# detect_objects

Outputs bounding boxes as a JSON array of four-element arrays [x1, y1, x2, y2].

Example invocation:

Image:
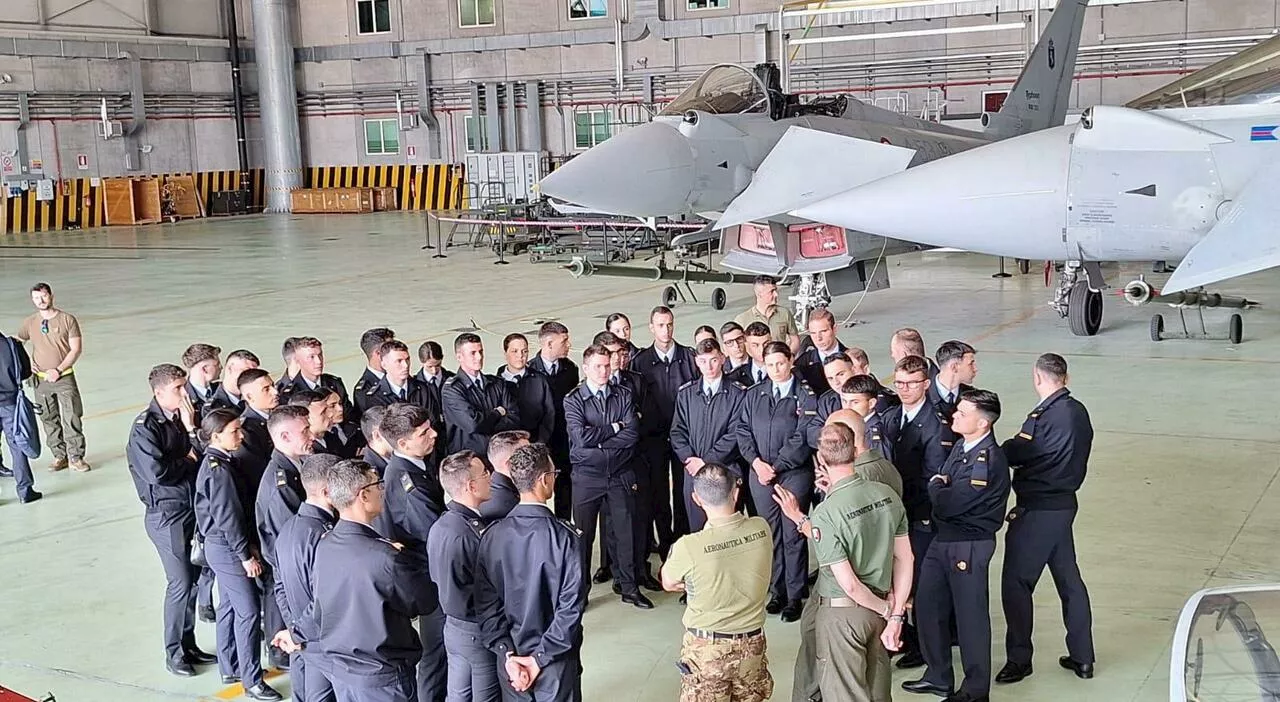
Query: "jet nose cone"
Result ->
[[538, 122, 696, 217]]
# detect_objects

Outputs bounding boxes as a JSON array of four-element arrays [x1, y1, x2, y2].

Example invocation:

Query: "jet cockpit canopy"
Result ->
[[658, 64, 772, 117], [1128, 35, 1280, 110]]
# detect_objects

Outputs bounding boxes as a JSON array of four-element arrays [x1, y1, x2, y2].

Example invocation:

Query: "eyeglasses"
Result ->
[[40, 319, 49, 335], [359, 478, 385, 494], [722, 337, 745, 346], [893, 379, 927, 389]]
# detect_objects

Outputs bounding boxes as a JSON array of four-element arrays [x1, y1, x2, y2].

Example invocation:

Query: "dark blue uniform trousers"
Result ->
[[206, 540, 265, 689], [1001, 507, 1094, 665], [196, 566, 215, 612], [747, 468, 812, 601], [419, 605, 448, 702], [331, 663, 417, 702], [143, 508, 199, 663], [294, 651, 336, 702], [918, 539, 997, 698], [0, 403, 36, 500], [573, 473, 640, 594], [495, 650, 581, 702], [444, 617, 500, 702]]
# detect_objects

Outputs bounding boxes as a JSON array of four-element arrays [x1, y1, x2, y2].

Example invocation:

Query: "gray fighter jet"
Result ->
[[737, 33, 1280, 338], [539, 0, 1091, 316]]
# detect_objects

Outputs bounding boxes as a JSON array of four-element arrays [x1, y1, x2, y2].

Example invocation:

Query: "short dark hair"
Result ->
[[959, 388, 1001, 424], [539, 321, 569, 341], [293, 336, 323, 353], [361, 405, 387, 441], [378, 339, 409, 358], [508, 442, 555, 493], [197, 407, 240, 444], [440, 450, 481, 494], [148, 363, 187, 390], [503, 333, 527, 351], [287, 389, 328, 408], [300, 453, 341, 487], [31, 282, 52, 295], [817, 423, 857, 466], [650, 305, 674, 322], [488, 430, 530, 465], [1035, 353, 1068, 381], [181, 343, 221, 370], [894, 355, 929, 377], [822, 353, 853, 369], [418, 340, 444, 363], [936, 340, 976, 367], [592, 330, 618, 347], [380, 403, 431, 445], [582, 343, 611, 362], [604, 313, 629, 330], [842, 374, 882, 398], [226, 349, 260, 365], [453, 332, 482, 353], [360, 328, 396, 359], [719, 321, 744, 337], [236, 367, 272, 392], [752, 275, 777, 287], [692, 463, 736, 507], [763, 341, 791, 360], [267, 404, 311, 435], [695, 338, 722, 356], [327, 459, 377, 510], [846, 347, 870, 367], [694, 325, 716, 339], [744, 322, 772, 338]]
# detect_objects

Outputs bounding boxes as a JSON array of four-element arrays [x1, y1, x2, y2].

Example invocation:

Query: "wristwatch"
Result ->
[[889, 614, 907, 623]]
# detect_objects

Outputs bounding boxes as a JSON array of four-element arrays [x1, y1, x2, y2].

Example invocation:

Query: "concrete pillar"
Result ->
[[251, 0, 303, 212]]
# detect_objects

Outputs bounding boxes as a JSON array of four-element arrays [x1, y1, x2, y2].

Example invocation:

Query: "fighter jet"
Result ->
[[540, 0, 1091, 317], [737, 33, 1280, 338]]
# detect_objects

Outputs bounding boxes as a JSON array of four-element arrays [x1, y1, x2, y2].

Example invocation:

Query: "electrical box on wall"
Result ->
[[463, 151, 546, 205]]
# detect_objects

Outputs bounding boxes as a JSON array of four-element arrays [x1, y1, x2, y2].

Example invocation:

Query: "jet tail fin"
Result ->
[[714, 126, 915, 230], [983, 0, 1090, 139], [1163, 158, 1280, 294]]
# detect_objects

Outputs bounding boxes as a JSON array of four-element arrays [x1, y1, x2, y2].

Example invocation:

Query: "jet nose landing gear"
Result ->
[[1051, 261, 1106, 337]]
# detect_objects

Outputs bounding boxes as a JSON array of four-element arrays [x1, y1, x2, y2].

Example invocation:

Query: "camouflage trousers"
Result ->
[[679, 630, 774, 702]]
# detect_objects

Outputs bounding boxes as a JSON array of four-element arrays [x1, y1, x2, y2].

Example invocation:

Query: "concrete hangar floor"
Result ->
[[1, 211, 1278, 702]]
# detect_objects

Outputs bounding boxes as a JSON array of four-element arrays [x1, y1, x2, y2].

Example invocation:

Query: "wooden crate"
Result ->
[[372, 186, 399, 211], [103, 177, 162, 225], [289, 187, 375, 214]]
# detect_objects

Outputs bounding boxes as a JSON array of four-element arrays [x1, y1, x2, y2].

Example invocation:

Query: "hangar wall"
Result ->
[[0, 0, 1277, 182]]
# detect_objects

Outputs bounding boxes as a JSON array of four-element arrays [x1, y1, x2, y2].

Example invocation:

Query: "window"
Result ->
[[356, 0, 391, 34], [688, 0, 728, 9], [459, 0, 495, 27], [569, 0, 607, 19], [465, 116, 490, 153], [573, 110, 611, 150], [364, 118, 400, 155]]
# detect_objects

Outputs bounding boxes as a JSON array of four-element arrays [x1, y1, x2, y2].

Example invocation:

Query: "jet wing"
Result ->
[[1163, 157, 1280, 294], [714, 126, 916, 230]]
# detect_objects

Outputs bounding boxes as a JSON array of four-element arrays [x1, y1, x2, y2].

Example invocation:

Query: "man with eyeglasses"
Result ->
[[728, 322, 772, 389], [15, 282, 88, 473], [880, 354, 957, 670], [298, 458, 439, 702], [719, 322, 750, 376]]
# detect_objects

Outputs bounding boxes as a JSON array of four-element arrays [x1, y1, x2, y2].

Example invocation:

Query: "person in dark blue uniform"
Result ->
[[442, 333, 521, 457], [235, 368, 279, 486], [889, 328, 939, 381], [476, 443, 586, 702], [995, 353, 1095, 685], [929, 340, 978, 422], [351, 327, 396, 421], [289, 389, 338, 456], [526, 322, 578, 520], [839, 375, 895, 462], [481, 430, 529, 521], [126, 364, 217, 676], [736, 341, 818, 623], [374, 403, 448, 702], [844, 347, 900, 416], [727, 322, 771, 388], [415, 340, 454, 419], [181, 342, 223, 622], [793, 308, 848, 395], [195, 408, 282, 700], [497, 333, 556, 445], [428, 451, 500, 702], [209, 349, 259, 414], [605, 312, 641, 360], [359, 341, 444, 448], [811, 353, 858, 433], [670, 339, 746, 532], [718, 321, 751, 377], [360, 405, 392, 477], [903, 389, 1010, 702], [272, 452, 340, 702], [0, 328, 38, 501], [693, 325, 717, 345], [631, 306, 699, 549], [564, 344, 653, 610], [881, 354, 955, 669], [276, 338, 353, 430], [302, 459, 440, 702]]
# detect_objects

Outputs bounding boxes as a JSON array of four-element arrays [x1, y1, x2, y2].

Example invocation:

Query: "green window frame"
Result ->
[[573, 110, 611, 150], [364, 118, 400, 155], [356, 0, 391, 34], [459, 0, 496, 27]]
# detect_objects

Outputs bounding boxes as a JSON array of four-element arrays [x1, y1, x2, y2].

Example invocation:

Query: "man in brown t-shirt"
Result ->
[[14, 283, 88, 472]]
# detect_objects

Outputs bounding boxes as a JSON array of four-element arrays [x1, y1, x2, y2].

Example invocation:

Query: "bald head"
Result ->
[[825, 408, 868, 452]]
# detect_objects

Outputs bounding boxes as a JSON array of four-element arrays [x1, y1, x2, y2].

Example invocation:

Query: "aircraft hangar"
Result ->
[[1, 0, 1279, 700]]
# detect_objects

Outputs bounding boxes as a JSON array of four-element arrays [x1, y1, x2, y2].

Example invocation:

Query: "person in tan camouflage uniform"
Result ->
[[661, 462, 774, 702]]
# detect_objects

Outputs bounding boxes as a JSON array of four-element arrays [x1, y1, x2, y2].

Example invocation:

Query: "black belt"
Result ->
[[686, 627, 763, 641]]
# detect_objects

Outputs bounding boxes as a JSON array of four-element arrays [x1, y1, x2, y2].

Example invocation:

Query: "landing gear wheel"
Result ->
[[1068, 281, 1103, 336], [1150, 314, 1164, 342], [711, 287, 727, 311], [1229, 313, 1243, 344], [1017, 258, 1031, 275], [662, 286, 678, 307]]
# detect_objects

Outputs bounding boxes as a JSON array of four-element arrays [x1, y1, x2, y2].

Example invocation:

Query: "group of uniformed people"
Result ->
[[123, 274, 1097, 702]]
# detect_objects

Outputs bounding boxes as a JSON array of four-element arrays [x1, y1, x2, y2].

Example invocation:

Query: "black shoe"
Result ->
[[621, 592, 655, 610], [198, 605, 216, 623], [1059, 656, 1094, 679], [611, 582, 623, 595], [766, 595, 785, 615], [901, 679, 952, 696], [995, 661, 1033, 684], [221, 674, 240, 684], [780, 600, 803, 622], [19, 491, 42, 504], [592, 566, 613, 584], [896, 649, 926, 669], [244, 683, 284, 701], [0, 467, 12, 478], [166, 659, 196, 677], [183, 647, 217, 665], [640, 574, 663, 592]]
